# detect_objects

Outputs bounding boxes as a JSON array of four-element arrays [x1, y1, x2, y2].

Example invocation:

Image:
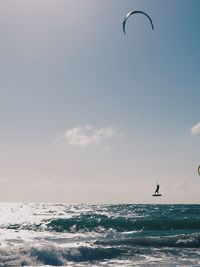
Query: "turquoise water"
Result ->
[[0, 203, 200, 266]]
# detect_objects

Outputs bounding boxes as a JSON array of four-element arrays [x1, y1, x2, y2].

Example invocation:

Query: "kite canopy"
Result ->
[[123, 10, 154, 34], [198, 165, 200, 176]]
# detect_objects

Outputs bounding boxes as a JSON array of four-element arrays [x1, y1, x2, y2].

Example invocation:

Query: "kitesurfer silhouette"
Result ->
[[155, 183, 160, 195]]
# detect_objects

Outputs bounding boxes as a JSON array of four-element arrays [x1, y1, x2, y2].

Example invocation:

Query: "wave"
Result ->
[[0, 233, 200, 267], [0, 245, 124, 266], [96, 233, 200, 248], [46, 215, 200, 233]]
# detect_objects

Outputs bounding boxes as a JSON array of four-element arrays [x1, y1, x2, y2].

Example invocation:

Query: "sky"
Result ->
[[0, 0, 200, 203]]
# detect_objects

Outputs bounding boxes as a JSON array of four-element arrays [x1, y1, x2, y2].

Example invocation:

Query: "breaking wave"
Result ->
[[1, 233, 200, 267], [0, 245, 124, 266]]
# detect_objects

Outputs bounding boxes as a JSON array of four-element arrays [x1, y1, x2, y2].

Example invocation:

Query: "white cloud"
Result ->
[[57, 125, 119, 148], [191, 122, 200, 135]]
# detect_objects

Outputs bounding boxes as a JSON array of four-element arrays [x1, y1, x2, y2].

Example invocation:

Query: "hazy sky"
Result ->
[[0, 0, 200, 203]]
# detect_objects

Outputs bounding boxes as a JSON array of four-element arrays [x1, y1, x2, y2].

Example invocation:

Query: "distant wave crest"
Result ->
[[47, 215, 200, 233]]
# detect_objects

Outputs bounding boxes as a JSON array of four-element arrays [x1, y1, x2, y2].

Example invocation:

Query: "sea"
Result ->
[[0, 203, 200, 266]]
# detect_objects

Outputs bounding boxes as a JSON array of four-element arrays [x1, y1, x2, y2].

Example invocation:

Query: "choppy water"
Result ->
[[0, 204, 200, 266]]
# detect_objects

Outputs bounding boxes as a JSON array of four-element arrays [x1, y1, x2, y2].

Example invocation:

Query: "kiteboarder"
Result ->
[[155, 183, 160, 195]]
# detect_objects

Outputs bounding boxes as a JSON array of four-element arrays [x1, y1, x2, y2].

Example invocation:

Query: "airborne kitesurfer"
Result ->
[[155, 183, 160, 195]]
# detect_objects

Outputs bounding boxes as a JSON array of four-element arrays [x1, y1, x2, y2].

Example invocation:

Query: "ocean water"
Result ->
[[0, 204, 200, 266]]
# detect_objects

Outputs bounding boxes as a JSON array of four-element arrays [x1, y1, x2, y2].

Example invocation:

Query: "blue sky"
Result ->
[[0, 0, 200, 203]]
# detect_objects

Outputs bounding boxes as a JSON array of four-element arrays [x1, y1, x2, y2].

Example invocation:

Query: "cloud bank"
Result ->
[[191, 122, 200, 135], [57, 125, 119, 147]]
